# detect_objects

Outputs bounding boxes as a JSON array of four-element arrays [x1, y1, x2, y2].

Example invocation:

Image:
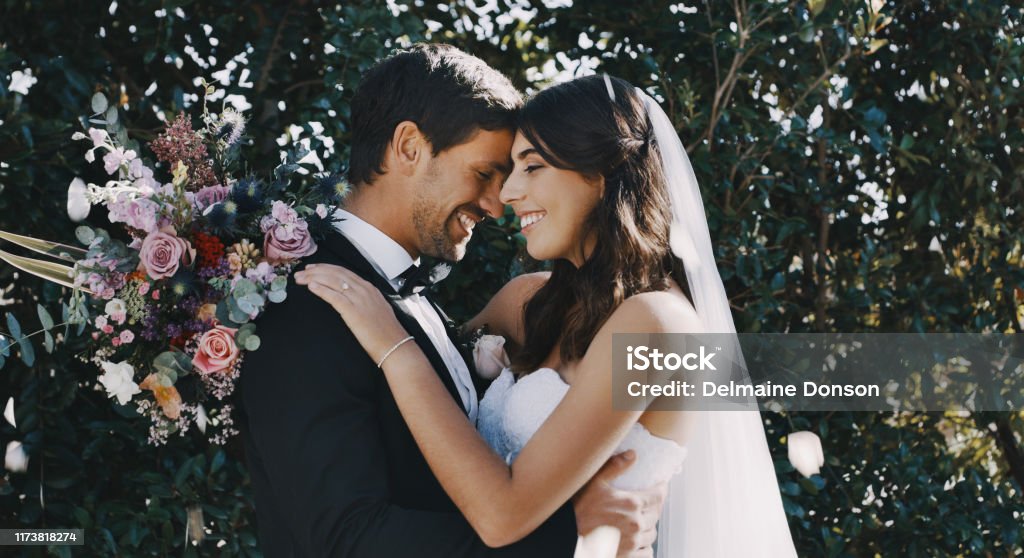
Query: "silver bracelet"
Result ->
[[376, 336, 415, 368]]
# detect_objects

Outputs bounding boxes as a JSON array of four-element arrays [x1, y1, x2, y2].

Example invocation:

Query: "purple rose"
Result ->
[[263, 220, 316, 264], [195, 184, 230, 212], [138, 228, 196, 279]]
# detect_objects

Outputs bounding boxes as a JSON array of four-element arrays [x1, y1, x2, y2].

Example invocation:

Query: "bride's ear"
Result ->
[[592, 174, 606, 199]]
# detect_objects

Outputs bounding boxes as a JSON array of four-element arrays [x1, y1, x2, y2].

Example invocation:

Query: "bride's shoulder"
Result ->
[[605, 290, 701, 334]]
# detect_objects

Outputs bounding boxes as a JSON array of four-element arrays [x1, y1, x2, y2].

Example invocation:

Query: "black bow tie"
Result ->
[[397, 262, 452, 296]]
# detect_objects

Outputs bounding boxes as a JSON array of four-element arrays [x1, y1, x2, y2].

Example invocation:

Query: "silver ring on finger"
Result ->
[[340, 280, 351, 291]]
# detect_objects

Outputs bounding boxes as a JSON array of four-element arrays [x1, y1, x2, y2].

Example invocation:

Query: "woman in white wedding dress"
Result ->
[[295, 75, 797, 557]]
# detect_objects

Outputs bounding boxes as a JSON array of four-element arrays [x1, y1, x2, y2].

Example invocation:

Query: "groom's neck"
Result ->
[[341, 185, 420, 259]]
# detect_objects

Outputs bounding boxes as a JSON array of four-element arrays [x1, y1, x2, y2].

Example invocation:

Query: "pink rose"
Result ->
[[138, 228, 196, 279], [264, 221, 316, 264], [192, 325, 240, 375]]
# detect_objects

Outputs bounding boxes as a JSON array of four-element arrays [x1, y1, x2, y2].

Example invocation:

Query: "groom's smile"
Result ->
[[412, 128, 515, 262]]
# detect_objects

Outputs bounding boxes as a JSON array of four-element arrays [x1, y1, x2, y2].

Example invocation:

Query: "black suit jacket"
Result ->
[[240, 230, 578, 557]]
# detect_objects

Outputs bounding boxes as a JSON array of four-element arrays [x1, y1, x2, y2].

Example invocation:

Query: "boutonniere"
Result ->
[[467, 327, 510, 381]]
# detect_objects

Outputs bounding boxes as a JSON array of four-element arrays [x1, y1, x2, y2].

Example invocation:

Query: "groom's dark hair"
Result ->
[[347, 43, 523, 186]]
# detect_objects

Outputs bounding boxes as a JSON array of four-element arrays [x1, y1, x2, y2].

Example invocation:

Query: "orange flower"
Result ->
[[139, 374, 182, 419], [197, 303, 218, 323]]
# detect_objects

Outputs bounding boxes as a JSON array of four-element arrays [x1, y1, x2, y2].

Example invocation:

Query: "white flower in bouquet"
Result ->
[[196, 404, 209, 434], [3, 397, 15, 428], [98, 360, 142, 405], [787, 430, 825, 478], [4, 441, 29, 473], [67, 177, 91, 222], [474, 334, 510, 380], [104, 298, 128, 323]]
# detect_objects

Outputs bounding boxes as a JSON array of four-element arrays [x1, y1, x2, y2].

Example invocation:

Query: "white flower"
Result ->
[[8, 69, 37, 95], [98, 360, 141, 405], [104, 298, 127, 319], [5, 441, 28, 473], [315, 204, 328, 219], [473, 334, 510, 380], [787, 431, 825, 478], [196, 404, 209, 434], [3, 397, 15, 428], [67, 177, 91, 222], [87, 128, 108, 148]]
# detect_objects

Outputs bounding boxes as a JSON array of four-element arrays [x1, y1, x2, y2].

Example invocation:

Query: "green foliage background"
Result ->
[[1, 0, 1022, 556]]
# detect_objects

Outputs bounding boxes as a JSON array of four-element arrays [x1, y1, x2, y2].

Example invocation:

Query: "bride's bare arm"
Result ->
[[464, 271, 549, 348], [296, 264, 696, 548]]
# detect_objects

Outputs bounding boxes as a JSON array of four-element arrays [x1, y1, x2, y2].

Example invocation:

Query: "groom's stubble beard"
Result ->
[[411, 160, 469, 262]]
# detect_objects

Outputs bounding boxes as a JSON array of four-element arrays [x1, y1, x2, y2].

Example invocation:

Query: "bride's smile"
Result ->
[[501, 133, 603, 266]]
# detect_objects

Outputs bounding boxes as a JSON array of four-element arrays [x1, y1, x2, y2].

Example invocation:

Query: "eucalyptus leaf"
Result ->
[[104, 106, 119, 125], [268, 289, 287, 303], [74, 225, 94, 244], [236, 329, 251, 347], [244, 335, 260, 351], [6, 313, 22, 341], [37, 304, 54, 331], [43, 331, 55, 353], [90, 92, 108, 114], [19, 336, 35, 367]]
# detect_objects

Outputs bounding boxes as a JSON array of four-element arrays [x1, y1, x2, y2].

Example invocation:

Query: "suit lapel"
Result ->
[[318, 230, 466, 411]]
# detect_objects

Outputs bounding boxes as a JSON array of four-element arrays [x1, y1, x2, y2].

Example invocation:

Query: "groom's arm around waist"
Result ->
[[241, 279, 578, 557]]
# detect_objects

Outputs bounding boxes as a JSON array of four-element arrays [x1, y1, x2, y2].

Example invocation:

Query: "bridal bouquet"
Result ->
[[0, 83, 344, 445]]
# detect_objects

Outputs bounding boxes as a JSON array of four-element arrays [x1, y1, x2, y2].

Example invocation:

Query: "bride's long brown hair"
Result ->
[[511, 75, 691, 373]]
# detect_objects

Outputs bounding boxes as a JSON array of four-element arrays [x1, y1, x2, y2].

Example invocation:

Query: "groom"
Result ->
[[241, 43, 664, 557]]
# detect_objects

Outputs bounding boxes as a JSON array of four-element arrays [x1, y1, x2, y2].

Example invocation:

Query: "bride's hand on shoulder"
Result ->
[[294, 263, 410, 363]]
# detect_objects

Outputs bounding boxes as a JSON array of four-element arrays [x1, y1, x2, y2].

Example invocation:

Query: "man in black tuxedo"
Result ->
[[241, 43, 665, 557]]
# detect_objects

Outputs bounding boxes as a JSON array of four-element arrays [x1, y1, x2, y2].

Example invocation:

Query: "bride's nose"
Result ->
[[499, 174, 525, 205]]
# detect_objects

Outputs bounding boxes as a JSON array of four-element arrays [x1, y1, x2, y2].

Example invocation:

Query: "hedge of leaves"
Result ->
[[1, 1, 1022, 556]]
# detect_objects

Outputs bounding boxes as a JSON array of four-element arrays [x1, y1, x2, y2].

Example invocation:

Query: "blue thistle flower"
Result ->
[[204, 200, 238, 229], [316, 173, 348, 203], [167, 269, 199, 299], [231, 177, 266, 213]]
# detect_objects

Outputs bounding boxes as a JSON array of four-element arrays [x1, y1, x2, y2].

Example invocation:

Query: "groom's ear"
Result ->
[[389, 121, 428, 177]]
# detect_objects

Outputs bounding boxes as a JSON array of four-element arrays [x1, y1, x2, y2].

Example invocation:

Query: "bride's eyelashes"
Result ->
[[524, 164, 543, 174]]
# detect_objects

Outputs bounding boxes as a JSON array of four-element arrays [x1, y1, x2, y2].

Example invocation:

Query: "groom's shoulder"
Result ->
[[252, 252, 353, 340]]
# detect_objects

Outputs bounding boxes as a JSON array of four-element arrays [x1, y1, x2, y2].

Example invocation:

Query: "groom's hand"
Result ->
[[572, 450, 668, 558]]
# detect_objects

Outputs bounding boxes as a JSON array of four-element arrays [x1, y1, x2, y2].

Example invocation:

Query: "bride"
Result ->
[[294, 74, 797, 557]]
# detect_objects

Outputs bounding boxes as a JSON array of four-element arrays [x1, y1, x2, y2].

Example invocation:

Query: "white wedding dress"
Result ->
[[477, 367, 688, 557], [478, 365, 688, 487]]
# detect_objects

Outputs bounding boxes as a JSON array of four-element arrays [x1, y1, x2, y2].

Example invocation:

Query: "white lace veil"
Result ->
[[624, 80, 797, 557]]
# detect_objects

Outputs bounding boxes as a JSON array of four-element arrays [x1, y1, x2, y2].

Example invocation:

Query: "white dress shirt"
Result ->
[[332, 208, 479, 424]]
